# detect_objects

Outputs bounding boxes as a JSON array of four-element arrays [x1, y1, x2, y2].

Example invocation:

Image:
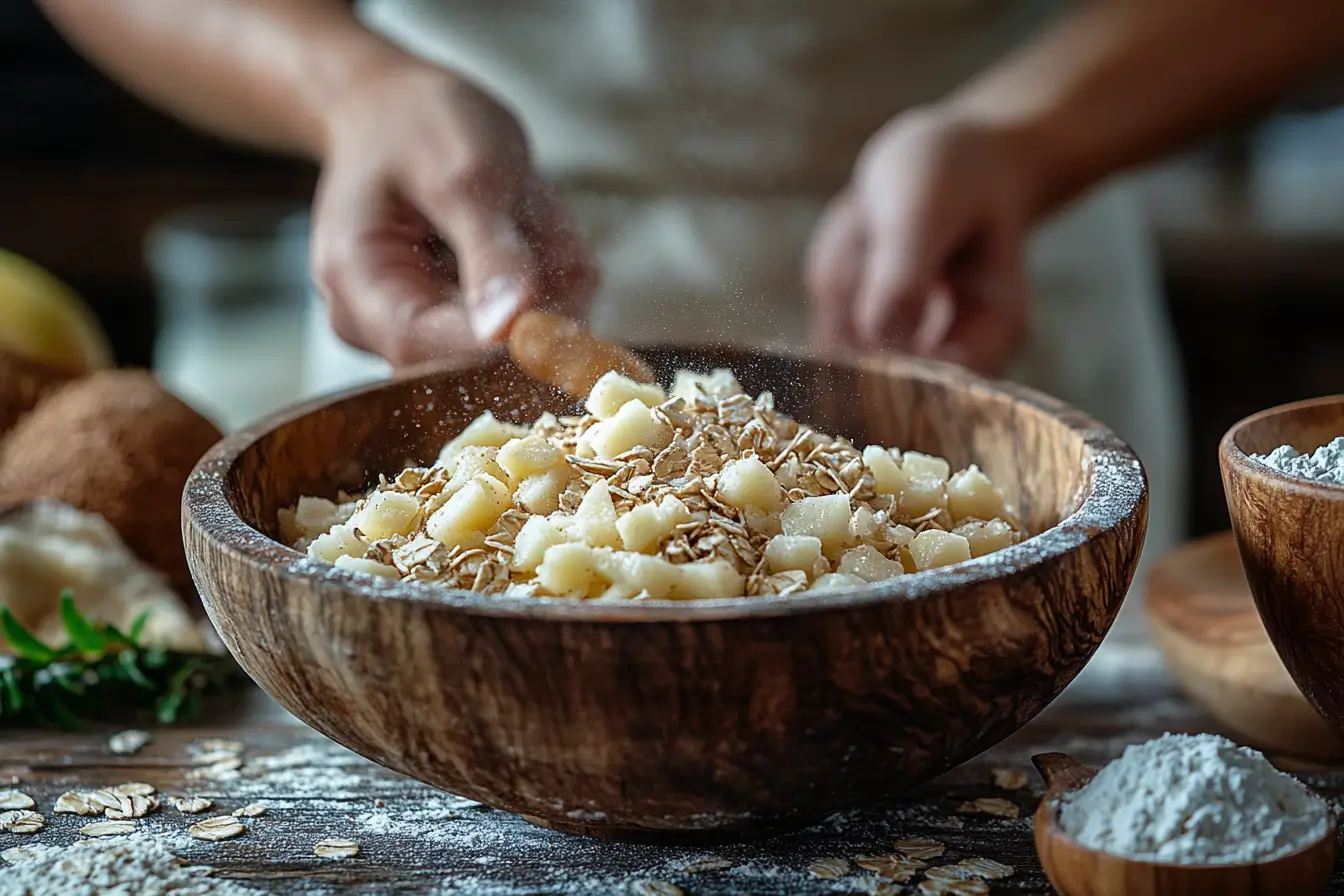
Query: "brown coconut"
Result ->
[[0, 347, 84, 438], [0, 369, 223, 599]]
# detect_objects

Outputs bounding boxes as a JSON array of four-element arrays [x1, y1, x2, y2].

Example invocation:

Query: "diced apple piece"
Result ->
[[567, 480, 622, 549], [954, 518, 1018, 558], [671, 560, 746, 599], [425, 474, 511, 545], [585, 400, 673, 458], [513, 516, 569, 572], [862, 446, 907, 495], [811, 572, 867, 592], [348, 490, 420, 541], [717, 457, 782, 513], [743, 506, 783, 538], [333, 555, 401, 579], [670, 368, 744, 404], [498, 435, 564, 483], [307, 524, 367, 564], [899, 476, 947, 517], [446, 446, 509, 496], [594, 550, 680, 599], [948, 464, 1006, 522], [292, 495, 355, 539], [515, 468, 570, 516], [909, 530, 972, 571], [536, 543, 597, 597], [765, 534, 823, 573], [616, 494, 692, 555], [277, 507, 301, 545], [437, 412, 529, 470], [901, 451, 951, 482], [586, 371, 666, 420], [837, 544, 904, 583], [781, 494, 852, 554], [850, 505, 877, 541]]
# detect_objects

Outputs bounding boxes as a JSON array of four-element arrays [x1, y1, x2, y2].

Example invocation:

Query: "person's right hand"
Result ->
[[312, 61, 598, 367]]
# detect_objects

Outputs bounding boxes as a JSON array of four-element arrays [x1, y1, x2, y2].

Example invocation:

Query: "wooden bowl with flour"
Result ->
[[182, 348, 1147, 842], [1221, 396, 1344, 740]]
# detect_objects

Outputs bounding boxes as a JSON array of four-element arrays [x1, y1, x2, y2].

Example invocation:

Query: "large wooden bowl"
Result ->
[[182, 348, 1147, 841], [1221, 396, 1344, 739]]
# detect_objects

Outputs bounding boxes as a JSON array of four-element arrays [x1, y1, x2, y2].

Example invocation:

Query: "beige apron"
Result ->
[[345, 0, 1188, 591]]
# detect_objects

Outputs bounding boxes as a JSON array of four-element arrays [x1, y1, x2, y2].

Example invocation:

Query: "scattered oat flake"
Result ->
[[1, 845, 43, 864], [106, 794, 156, 820], [0, 810, 43, 833], [681, 856, 732, 873], [991, 768, 1029, 790], [957, 797, 1020, 818], [925, 865, 978, 882], [633, 882, 682, 896], [81, 819, 136, 837], [864, 881, 904, 896], [173, 796, 214, 814], [894, 839, 946, 861], [919, 880, 989, 896], [0, 790, 34, 810], [314, 838, 360, 859], [205, 757, 244, 773], [113, 782, 156, 797], [54, 791, 97, 815], [854, 853, 923, 881], [189, 816, 246, 841], [195, 738, 245, 754], [87, 790, 123, 812], [107, 729, 151, 755], [809, 857, 851, 879], [233, 803, 267, 818], [957, 857, 1015, 880]]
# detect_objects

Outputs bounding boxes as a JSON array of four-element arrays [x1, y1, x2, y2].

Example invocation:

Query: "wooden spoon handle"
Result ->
[[506, 310, 656, 400], [1032, 752, 1098, 800]]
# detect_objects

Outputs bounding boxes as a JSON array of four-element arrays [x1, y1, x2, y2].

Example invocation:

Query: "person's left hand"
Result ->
[[805, 106, 1042, 377]]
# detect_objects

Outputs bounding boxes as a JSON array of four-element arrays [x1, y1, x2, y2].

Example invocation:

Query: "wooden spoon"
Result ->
[[506, 310, 656, 400], [1032, 752, 1337, 896]]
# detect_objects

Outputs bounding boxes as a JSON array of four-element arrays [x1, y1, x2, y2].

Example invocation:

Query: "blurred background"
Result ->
[[3, 0, 1344, 539]]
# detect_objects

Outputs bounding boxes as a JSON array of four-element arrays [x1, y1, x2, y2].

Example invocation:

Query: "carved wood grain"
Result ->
[[182, 348, 1147, 841]]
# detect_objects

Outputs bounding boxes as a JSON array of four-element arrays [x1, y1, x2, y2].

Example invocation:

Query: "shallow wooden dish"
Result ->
[[1221, 396, 1344, 741], [1034, 752, 1336, 896], [1146, 532, 1344, 760], [183, 348, 1147, 842]]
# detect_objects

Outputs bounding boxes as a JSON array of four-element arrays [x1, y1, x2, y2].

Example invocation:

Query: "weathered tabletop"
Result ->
[[3, 626, 1342, 895]]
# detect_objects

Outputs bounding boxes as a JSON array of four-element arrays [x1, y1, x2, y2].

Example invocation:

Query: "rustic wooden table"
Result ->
[[3, 625, 1341, 895]]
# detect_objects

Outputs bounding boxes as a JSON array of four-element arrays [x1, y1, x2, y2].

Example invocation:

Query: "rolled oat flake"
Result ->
[[1060, 733, 1329, 864]]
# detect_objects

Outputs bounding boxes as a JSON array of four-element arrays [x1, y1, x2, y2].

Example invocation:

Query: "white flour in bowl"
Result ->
[[1059, 733, 1330, 865], [1253, 437, 1344, 485]]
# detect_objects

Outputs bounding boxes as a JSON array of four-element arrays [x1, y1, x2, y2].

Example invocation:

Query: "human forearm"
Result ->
[[36, 0, 415, 158], [950, 0, 1344, 216]]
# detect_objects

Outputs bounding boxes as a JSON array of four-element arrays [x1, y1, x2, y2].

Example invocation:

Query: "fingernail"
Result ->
[[470, 275, 522, 342]]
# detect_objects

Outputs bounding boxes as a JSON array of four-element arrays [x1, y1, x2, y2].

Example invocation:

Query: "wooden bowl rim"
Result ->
[[1037, 786, 1339, 873], [183, 349, 1147, 623], [1220, 395, 1344, 499]]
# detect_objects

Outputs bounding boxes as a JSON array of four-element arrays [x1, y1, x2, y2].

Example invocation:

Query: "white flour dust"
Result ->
[[1059, 733, 1329, 865], [1253, 437, 1344, 485], [0, 834, 261, 896]]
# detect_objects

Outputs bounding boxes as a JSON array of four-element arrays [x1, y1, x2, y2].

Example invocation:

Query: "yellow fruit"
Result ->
[[0, 248, 112, 371]]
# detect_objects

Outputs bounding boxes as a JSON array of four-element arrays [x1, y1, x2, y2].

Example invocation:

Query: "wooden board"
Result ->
[[0, 649, 1249, 896], [1146, 531, 1344, 760]]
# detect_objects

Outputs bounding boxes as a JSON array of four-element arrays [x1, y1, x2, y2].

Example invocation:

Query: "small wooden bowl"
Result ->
[[1034, 752, 1337, 896], [1146, 532, 1344, 759], [1221, 396, 1344, 740], [182, 348, 1147, 841]]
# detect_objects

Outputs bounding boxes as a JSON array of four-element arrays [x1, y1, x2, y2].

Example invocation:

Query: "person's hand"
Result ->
[[312, 62, 598, 366], [806, 107, 1042, 377]]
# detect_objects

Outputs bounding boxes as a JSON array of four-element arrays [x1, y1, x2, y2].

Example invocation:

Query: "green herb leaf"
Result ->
[[0, 609, 55, 663], [59, 592, 107, 654], [128, 610, 150, 646]]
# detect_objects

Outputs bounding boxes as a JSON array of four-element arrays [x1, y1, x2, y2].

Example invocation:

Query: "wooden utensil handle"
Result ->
[[506, 310, 656, 400], [1033, 752, 1098, 799]]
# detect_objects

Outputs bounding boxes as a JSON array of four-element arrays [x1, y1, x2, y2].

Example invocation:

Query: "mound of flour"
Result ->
[[1059, 733, 1329, 865], [0, 835, 260, 896], [1253, 437, 1344, 485]]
